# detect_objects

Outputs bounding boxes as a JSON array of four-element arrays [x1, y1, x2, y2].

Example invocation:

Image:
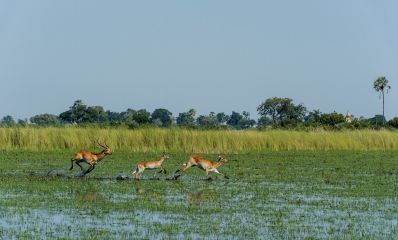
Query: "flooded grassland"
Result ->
[[1, 150, 398, 239]]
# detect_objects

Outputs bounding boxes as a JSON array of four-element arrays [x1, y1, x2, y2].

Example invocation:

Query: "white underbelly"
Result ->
[[145, 167, 157, 170]]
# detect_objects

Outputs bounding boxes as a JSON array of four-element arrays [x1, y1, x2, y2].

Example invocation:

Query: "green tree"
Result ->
[[93, 106, 107, 122], [257, 116, 273, 126], [239, 111, 256, 128], [18, 118, 28, 126], [85, 106, 107, 123], [321, 113, 345, 125], [313, 110, 322, 122], [239, 118, 256, 128], [197, 115, 219, 126], [304, 112, 315, 122], [0, 115, 16, 126], [227, 111, 243, 126], [30, 113, 60, 125], [151, 109, 172, 127], [85, 107, 98, 123], [368, 115, 387, 125], [71, 104, 87, 123], [59, 110, 73, 123], [126, 119, 139, 129], [137, 109, 151, 117], [257, 97, 293, 124], [284, 103, 307, 122], [177, 109, 196, 125], [105, 110, 121, 121], [133, 114, 150, 124], [388, 117, 398, 128], [72, 99, 84, 109], [120, 108, 137, 122], [152, 118, 163, 127], [59, 100, 87, 123], [374, 76, 391, 124], [216, 112, 227, 125], [304, 110, 322, 123]]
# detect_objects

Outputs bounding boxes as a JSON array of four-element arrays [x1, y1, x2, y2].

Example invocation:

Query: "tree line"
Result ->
[[1, 96, 397, 130]]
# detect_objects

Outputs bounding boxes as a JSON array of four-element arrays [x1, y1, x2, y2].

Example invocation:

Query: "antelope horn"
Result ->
[[96, 138, 107, 149], [105, 141, 110, 148]]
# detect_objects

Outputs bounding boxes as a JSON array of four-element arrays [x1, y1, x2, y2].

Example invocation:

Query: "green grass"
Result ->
[[1, 127, 398, 152], [1, 150, 398, 238]]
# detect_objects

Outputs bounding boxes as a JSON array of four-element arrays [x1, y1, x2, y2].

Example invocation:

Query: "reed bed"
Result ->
[[0, 127, 397, 152]]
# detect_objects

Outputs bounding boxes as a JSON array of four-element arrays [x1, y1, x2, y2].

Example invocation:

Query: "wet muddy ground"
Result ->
[[1, 150, 398, 239]]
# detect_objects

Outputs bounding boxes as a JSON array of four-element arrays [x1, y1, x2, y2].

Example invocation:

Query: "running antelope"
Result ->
[[174, 155, 229, 180], [128, 152, 170, 179], [69, 139, 112, 175]]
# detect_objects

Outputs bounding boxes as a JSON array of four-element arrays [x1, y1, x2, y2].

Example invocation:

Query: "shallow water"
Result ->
[[1, 150, 398, 239]]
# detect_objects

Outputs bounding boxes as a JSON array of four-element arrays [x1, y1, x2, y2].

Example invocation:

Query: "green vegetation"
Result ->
[[1, 127, 398, 152], [2, 92, 398, 130], [373, 76, 391, 124], [1, 150, 398, 239]]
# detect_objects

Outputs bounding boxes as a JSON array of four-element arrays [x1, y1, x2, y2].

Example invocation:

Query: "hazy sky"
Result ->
[[1, 1, 397, 122]]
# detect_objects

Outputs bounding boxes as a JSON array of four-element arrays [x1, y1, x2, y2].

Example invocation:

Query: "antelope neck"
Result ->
[[157, 157, 166, 164], [212, 159, 223, 169]]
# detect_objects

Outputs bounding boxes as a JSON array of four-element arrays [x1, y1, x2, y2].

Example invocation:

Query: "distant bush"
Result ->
[[178, 124, 231, 131], [388, 117, 398, 128], [321, 113, 345, 126], [126, 120, 139, 129], [369, 115, 387, 124], [279, 119, 296, 128], [133, 114, 150, 124]]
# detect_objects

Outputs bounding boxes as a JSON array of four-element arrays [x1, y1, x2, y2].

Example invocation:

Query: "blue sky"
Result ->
[[1, 1, 397, 121]]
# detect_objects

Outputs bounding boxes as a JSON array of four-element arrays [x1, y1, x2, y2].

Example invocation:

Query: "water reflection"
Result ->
[[181, 182, 228, 206], [135, 187, 162, 199], [75, 191, 107, 203]]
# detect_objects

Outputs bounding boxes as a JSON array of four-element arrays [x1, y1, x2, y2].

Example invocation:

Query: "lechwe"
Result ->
[[128, 152, 170, 179], [69, 139, 112, 176], [174, 155, 229, 180]]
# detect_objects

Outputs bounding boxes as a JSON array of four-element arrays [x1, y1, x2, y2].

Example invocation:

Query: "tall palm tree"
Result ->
[[373, 76, 391, 124]]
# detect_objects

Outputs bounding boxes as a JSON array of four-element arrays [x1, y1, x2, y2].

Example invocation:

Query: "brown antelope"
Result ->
[[127, 152, 170, 179], [69, 139, 112, 175], [174, 155, 229, 180]]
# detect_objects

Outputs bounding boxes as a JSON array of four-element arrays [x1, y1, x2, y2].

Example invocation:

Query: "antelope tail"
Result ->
[[128, 168, 138, 178], [174, 163, 187, 174]]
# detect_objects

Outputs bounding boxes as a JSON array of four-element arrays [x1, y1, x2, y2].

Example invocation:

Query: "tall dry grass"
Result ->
[[0, 127, 397, 152]]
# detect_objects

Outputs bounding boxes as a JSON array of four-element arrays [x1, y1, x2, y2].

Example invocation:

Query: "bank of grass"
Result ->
[[0, 127, 397, 152]]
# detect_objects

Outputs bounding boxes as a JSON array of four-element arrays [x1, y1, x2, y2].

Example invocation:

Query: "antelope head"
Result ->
[[218, 155, 229, 163], [163, 152, 170, 160], [97, 138, 112, 155]]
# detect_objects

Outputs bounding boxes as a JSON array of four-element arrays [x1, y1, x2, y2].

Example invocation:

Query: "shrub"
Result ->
[[133, 114, 150, 124], [279, 119, 296, 128], [126, 120, 139, 129], [388, 117, 398, 128], [321, 113, 345, 125]]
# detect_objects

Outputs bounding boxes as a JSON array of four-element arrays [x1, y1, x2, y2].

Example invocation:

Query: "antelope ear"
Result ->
[[218, 155, 222, 158], [163, 152, 165, 155]]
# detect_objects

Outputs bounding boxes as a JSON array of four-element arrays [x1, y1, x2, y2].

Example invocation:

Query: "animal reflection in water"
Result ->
[[181, 182, 228, 206], [135, 188, 162, 199], [75, 191, 106, 203]]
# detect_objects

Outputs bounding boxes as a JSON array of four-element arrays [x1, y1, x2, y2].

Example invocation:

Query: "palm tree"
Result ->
[[373, 76, 391, 124]]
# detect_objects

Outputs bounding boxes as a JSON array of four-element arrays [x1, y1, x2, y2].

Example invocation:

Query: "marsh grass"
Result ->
[[1, 127, 398, 152], [1, 150, 398, 239]]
